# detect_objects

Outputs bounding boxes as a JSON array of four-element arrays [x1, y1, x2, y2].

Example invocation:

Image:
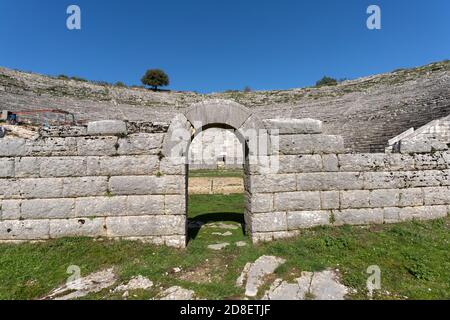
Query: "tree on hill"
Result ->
[[316, 76, 337, 87], [141, 69, 169, 90]]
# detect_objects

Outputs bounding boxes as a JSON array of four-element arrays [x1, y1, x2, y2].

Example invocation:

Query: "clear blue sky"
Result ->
[[1, 0, 449, 93]]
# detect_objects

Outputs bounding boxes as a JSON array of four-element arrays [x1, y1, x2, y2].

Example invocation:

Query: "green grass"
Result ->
[[0, 194, 449, 300], [189, 168, 244, 178]]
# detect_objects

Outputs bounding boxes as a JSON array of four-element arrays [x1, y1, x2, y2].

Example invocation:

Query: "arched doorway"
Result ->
[[163, 100, 268, 246]]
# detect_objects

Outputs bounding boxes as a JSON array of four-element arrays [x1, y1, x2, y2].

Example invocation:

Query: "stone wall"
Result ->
[[246, 118, 450, 243], [0, 120, 186, 248], [1, 102, 449, 247]]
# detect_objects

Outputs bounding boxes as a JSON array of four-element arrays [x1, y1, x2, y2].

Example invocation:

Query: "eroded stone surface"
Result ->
[[263, 269, 349, 300], [157, 286, 195, 300], [207, 243, 230, 250], [43, 268, 117, 300], [237, 256, 286, 297], [113, 275, 154, 292]]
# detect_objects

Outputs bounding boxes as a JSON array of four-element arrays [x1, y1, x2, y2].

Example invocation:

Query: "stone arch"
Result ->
[[162, 99, 267, 244]]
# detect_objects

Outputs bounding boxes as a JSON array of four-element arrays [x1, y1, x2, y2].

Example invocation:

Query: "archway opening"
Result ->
[[186, 125, 250, 246]]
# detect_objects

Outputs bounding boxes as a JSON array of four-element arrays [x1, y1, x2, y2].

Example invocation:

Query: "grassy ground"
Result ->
[[189, 168, 244, 178], [0, 193, 449, 300]]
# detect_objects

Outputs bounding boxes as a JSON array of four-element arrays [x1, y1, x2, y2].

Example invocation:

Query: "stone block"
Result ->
[[246, 193, 274, 213], [109, 175, 184, 195], [39, 157, 87, 177], [75, 196, 127, 217], [369, 189, 400, 207], [249, 174, 296, 193], [0, 158, 14, 178], [62, 177, 108, 197], [333, 208, 384, 226], [321, 191, 340, 210], [399, 188, 423, 207], [49, 218, 106, 238], [86, 155, 159, 176], [87, 120, 127, 136], [340, 190, 370, 209], [0, 139, 28, 157], [164, 195, 186, 215], [322, 154, 339, 171], [20, 178, 63, 199], [278, 135, 345, 155], [423, 187, 450, 205], [250, 212, 287, 232], [77, 137, 118, 156], [274, 191, 321, 211], [263, 118, 323, 134], [14, 157, 41, 178], [118, 133, 164, 155], [0, 200, 21, 219], [105, 215, 185, 237], [160, 157, 187, 175], [0, 219, 50, 240], [277, 155, 322, 173], [414, 153, 448, 170], [127, 195, 165, 215], [297, 172, 364, 191], [287, 211, 330, 229], [0, 179, 21, 199], [20, 198, 75, 219], [399, 141, 432, 154]]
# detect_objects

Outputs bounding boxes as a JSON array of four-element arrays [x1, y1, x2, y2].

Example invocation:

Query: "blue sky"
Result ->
[[0, 0, 449, 93]]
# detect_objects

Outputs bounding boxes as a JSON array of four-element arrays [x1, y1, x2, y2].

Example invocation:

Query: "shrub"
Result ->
[[316, 76, 338, 87]]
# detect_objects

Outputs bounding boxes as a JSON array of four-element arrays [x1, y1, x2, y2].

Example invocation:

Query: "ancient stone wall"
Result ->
[[0, 120, 186, 248], [247, 118, 450, 242], [1, 101, 449, 248]]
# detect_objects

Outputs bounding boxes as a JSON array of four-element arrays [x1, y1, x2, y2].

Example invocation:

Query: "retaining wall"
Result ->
[[1, 101, 449, 247]]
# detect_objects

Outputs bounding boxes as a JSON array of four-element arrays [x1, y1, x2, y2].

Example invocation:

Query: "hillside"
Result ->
[[0, 60, 449, 152]]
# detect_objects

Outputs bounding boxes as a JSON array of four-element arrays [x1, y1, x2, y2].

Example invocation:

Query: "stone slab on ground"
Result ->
[[207, 243, 230, 250], [157, 286, 195, 300]]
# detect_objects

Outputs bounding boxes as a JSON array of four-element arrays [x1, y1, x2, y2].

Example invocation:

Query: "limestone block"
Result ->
[[0, 219, 50, 240], [0, 158, 14, 178], [164, 235, 186, 248], [30, 137, 77, 156], [340, 190, 370, 209], [77, 137, 118, 156], [399, 141, 432, 154], [160, 157, 187, 175], [399, 188, 423, 207], [75, 196, 127, 217], [321, 191, 340, 210], [249, 174, 296, 193], [109, 175, 184, 195], [164, 195, 186, 215], [333, 208, 384, 226], [185, 100, 251, 131], [14, 157, 41, 178], [0, 139, 28, 157], [369, 189, 400, 207], [338, 154, 385, 171], [0, 200, 21, 219], [87, 120, 127, 136], [50, 218, 106, 238], [363, 172, 408, 189], [277, 155, 322, 173], [263, 118, 323, 134], [278, 134, 345, 155], [86, 155, 159, 176], [383, 154, 415, 171], [322, 154, 339, 172], [414, 153, 448, 170], [246, 193, 274, 213], [392, 205, 448, 222], [20, 178, 64, 199], [118, 133, 164, 155], [20, 198, 75, 219], [39, 157, 87, 177], [0, 179, 21, 199], [250, 212, 287, 232], [127, 195, 165, 215], [287, 211, 330, 229], [423, 187, 450, 205], [105, 215, 185, 237], [62, 177, 108, 198], [297, 172, 364, 191], [274, 191, 321, 211]]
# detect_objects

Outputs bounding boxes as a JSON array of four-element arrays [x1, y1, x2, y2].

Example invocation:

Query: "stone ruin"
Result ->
[[0, 100, 449, 247]]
